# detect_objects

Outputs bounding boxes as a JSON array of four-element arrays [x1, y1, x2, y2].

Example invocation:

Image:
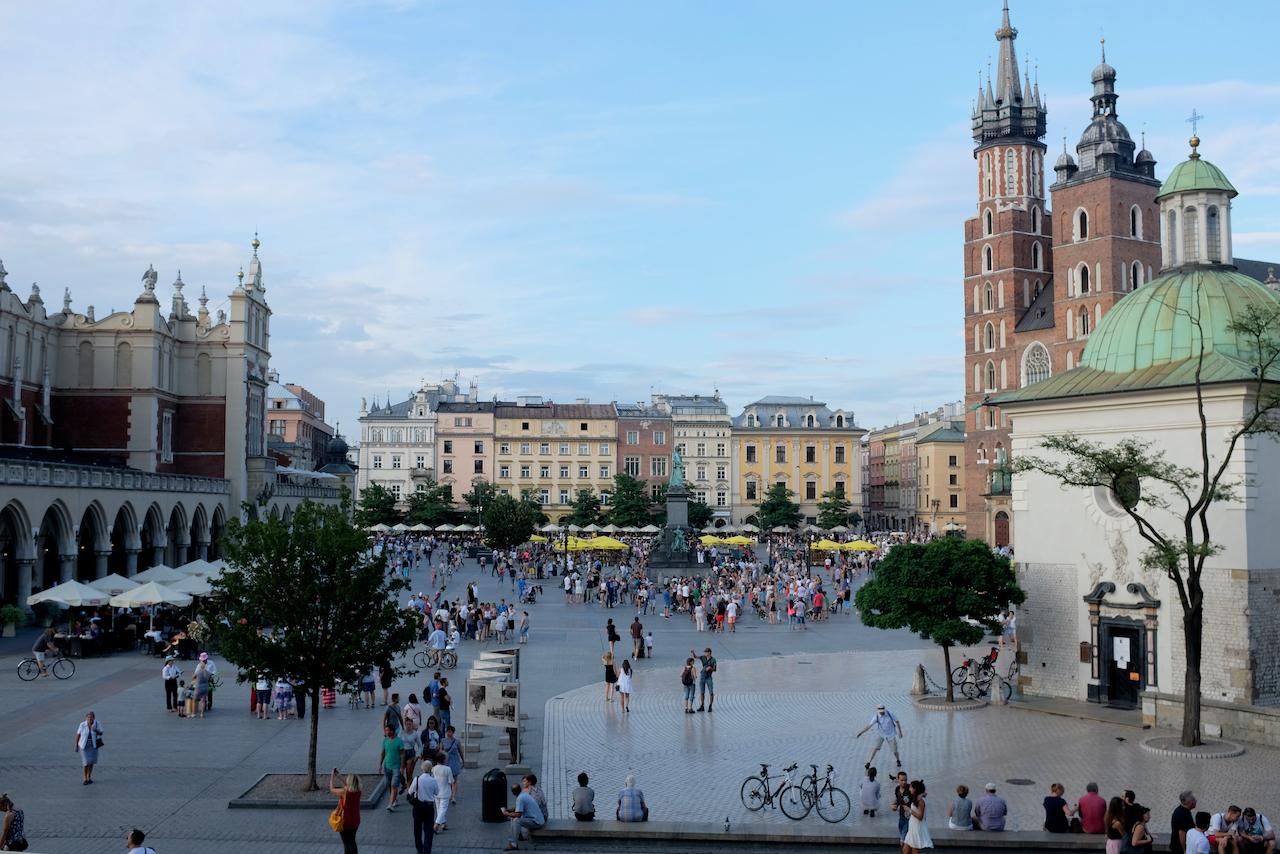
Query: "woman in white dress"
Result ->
[[902, 780, 933, 852], [616, 660, 633, 713]]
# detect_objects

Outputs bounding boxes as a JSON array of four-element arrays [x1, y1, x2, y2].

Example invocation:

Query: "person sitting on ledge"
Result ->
[[616, 775, 649, 822], [572, 772, 596, 821]]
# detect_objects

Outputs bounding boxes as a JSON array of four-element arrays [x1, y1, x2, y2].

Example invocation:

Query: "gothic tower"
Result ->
[[1049, 42, 1162, 374], [963, 1, 1048, 546]]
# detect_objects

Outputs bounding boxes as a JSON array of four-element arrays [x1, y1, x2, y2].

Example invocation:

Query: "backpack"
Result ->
[[681, 667, 694, 687]]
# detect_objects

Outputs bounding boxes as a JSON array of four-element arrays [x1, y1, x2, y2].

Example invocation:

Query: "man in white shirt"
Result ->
[[408, 760, 439, 854], [125, 828, 157, 854], [427, 624, 448, 651], [856, 704, 904, 769]]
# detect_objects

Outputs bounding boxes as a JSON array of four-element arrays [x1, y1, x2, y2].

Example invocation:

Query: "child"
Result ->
[[644, 631, 654, 659], [183, 680, 197, 719], [255, 675, 271, 719], [177, 680, 188, 717], [860, 766, 880, 817]]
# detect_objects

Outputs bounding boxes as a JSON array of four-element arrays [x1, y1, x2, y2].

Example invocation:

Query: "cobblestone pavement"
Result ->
[[1, 553, 1274, 852]]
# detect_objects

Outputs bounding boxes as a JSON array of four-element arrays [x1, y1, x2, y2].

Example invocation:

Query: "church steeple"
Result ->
[[972, 2, 1047, 147]]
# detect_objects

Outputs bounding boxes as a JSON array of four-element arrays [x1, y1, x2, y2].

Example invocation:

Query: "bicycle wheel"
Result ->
[[413, 651, 429, 669], [740, 776, 769, 812], [998, 678, 1013, 703], [814, 786, 851, 823], [52, 658, 75, 679], [960, 680, 981, 700], [441, 650, 458, 669], [17, 660, 39, 681], [950, 666, 967, 686], [780, 780, 812, 820]]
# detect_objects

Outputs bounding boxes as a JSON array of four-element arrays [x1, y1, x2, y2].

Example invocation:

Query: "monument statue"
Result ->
[[669, 448, 685, 489], [141, 265, 158, 294], [671, 527, 689, 554]]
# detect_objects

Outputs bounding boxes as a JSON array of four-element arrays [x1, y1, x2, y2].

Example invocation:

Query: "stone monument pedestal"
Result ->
[[646, 485, 696, 579]]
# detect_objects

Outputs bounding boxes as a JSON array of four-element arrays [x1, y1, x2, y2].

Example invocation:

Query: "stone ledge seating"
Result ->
[[532, 819, 1146, 849]]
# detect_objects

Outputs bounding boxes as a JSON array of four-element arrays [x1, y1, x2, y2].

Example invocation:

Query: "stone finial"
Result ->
[[217, 309, 227, 325], [142, 265, 158, 293], [173, 270, 185, 295], [0, 259, 8, 291], [63, 287, 72, 312], [28, 282, 42, 303], [86, 305, 95, 322], [198, 285, 208, 308]]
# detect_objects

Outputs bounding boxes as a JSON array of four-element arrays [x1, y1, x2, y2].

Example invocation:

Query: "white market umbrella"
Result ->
[[454, 523, 475, 532], [177, 559, 220, 576], [639, 524, 659, 533], [88, 574, 140, 596], [540, 523, 561, 533], [391, 523, 410, 532], [368, 523, 392, 532], [601, 523, 619, 533], [582, 524, 600, 533], [170, 575, 213, 597], [620, 526, 639, 533], [109, 582, 193, 609], [567, 524, 583, 533], [435, 524, 455, 532], [740, 523, 760, 532], [830, 524, 850, 533], [27, 580, 110, 608], [771, 525, 792, 533], [132, 564, 188, 584], [410, 523, 431, 532]]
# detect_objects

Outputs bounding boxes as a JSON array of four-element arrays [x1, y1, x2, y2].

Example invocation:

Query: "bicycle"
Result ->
[[18, 652, 75, 681], [739, 763, 808, 819], [794, 764, 851, 823], [960, 659, 1016, 702], [413, 647, 458, 670], [950, 646, 1000, 688]]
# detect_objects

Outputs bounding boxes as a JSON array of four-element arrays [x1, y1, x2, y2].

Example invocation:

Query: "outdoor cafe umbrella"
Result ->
[[813, 539, 844, 551], [391, 522, 410, 532], [639, 524, 659, 533], [740, 523, 760, 532], [410, 523, 431, 532], [170, 574, 213, 597], [830, 524, 850, 533], [27, 580, 110, 608], [368, 523, 392, 532], [88, 574, 140, 596], [540, 523, 561, 533], [582, 524, 601, 533], [132, 564, 188, 585], [601, 524, 619, 533], [454, 524, 475, 532], [177, 559, 220, 576], [567, 524, 583, 533], [529, 534, 549, 543], [770, 525, 792, 533], [435, 524, 455, 532], [109, 581, 194, 632], [842, 540, 879, 552], [699, 534, 724, 545]]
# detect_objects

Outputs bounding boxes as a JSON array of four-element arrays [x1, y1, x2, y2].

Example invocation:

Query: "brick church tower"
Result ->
[[963, 1, 1048, 547]]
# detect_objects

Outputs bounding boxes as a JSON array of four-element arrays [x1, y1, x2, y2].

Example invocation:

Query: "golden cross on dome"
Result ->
[[1186, 108, 1204, 136]]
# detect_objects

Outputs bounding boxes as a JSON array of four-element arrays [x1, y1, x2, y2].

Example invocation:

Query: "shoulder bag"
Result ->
[[329, 795, 345, 832]]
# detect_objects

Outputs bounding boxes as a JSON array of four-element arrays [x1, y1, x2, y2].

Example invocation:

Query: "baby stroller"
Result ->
[[521, 585, 538, 604]]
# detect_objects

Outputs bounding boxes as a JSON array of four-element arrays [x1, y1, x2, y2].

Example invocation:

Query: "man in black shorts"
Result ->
[[32, 627, 58, 677]]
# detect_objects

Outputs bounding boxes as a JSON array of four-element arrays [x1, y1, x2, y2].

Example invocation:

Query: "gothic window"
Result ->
[[985, 209, 993, 236], [984, 283, 994, 311], [1035, 279, 1044, 297], [1079, 308, 1091, 337], [1167, 210, 1178, 264], [1079, 264, 1090, 294], [1130, 205, 1141, 238], [1206, 206, 1221, 262], [774, 413, 785, 427], [984, 245, 993, 272], [984, 322, 995, 351], [1023, 342, 1051, 386], [1076, 209, 1089, 241], [1032, 242, 1042, 271], [1004, 148, 1017, 195], [1183, 207, 1200, 262], [983, 153, 993, 199], [1131, 261, 1142, 290], [1031, 207, 1041, 234], [984, 360, 996, 391]]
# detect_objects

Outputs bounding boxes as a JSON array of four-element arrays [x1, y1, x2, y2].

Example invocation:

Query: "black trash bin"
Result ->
[[481, 768, 509, 822]]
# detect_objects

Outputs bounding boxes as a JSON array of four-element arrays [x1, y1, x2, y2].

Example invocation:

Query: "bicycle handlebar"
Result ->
[[784, 763, 798, 773]]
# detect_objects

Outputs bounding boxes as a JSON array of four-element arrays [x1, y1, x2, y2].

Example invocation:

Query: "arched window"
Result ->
[[1077, 209, 1089, 241], [1023, 343, 1051, 386], [115, 342, 132, 387], [196, 352, 212, 395], [1079, 264, 1090, 294], [77, 341, 93, 388], [1206, 206, 1221, 262], [1130, 205, 1141, 238], [1183, 207, 1200, 262], [1131, 261, 1142, 289], [1167, 210, 1179, 265], [985, 209, 993, 236], [1079, 308, 1091, 337], [1032, 242, 1042, 270], [805, 414, 816, 428], [984, 283, 994, 311], [984, 322, 996, 351], [774, 413, 785, 428], [984, 153, 993, 199], [985, 360, 997, 391], [1035, 279, 1044, 297], [1005, 148, 1017, 195], [984, 245, 993, 272], [834, 414, 844, 428], [1031, 207, 1041, 234]]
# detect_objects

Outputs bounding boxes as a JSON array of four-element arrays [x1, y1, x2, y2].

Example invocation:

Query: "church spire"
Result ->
[[972, 2, 1046, 146], [994, 1, 1022, 106]]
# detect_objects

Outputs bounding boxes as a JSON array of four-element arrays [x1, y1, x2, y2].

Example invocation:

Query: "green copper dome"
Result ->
[[1081, 268, 1280, 374], [1156, 148, 1237, 201]]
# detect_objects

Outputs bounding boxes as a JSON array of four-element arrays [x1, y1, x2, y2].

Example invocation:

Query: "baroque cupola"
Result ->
[[1155, 134, 1238, 270]]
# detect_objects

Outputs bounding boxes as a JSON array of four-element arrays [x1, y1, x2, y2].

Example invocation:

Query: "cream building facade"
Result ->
[[651, 393, 733, 522], [914, 422, 966, 537], [493, 400, 617, 517]]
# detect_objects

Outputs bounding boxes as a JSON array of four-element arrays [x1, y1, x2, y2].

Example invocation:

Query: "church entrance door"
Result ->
[[993, 511, 1010, 547], [1101, 621, 1143, 708]]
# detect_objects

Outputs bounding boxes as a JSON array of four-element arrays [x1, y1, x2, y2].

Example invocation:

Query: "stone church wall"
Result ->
[[1015, 561, 1079, 698]]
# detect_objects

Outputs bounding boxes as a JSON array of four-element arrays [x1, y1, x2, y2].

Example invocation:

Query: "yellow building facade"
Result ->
[[493, 401, 618, 519], [915, 422, 966, 537]]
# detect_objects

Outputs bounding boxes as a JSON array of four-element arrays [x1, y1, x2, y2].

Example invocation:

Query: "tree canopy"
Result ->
[[687, 497, 714, 529], [483, 492, 538, 550], [855, 537, 1024, 701], [756, 482, 801, 530], [606, 473, 652, 528], [565, 488, 602, 527], [353, 482, 399, 528], [816, 488, 853, 530], [405, 479, 454, 527], [462, 480, 498, 525], [209, 501, 419, 789]]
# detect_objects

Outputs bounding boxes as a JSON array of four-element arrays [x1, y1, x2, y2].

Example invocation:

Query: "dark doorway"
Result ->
[[993, 511, 1010, 547], [1102, 621, 1143, 708]]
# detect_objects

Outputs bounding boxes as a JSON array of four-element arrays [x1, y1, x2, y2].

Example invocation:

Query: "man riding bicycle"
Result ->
[[32, 627, 58, 677]]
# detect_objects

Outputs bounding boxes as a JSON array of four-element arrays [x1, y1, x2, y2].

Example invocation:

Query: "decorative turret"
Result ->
[[971, 1, 1047, 146], [197, 285, 210, 328], [1155, 132, 1238, 269], [1054, 138, 1078, 182], [1059, 39, 1152, 183]]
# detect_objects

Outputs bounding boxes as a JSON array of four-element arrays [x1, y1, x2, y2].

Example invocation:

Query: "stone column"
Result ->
[[58, 555, 77, 584], [16, 559, 35, 612], [94, 550, 111, 579], [196, 541, 209, 561], [151, 546, 165, 568], [125, 549, 140, 576]]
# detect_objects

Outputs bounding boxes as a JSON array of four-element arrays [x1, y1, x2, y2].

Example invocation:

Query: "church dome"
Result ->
[[1156, 140, 1237, 201], [1080, 268, 1280, 374], [327, 433, 349, 458], [1078, 114, 1133, 148], [1135, 147, 1155, 165], [1055, 149, 1076, 169], [1091, 58, 1116, 84]]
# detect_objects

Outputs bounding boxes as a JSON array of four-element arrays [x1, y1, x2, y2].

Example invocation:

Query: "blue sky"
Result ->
[[1, 1, 1277, 433]]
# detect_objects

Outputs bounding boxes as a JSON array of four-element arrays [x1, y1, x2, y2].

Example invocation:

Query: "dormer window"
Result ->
[[834, 414, 845, 428], [804, 414, 816, 428], [774, 413, 785, 428]]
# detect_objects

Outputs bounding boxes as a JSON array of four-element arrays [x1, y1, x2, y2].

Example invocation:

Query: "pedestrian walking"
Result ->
[[857, 704, 904, 768], [431, 751, 454, 831], [616, 660, 633, 713], [125, 828, 157, 854], [436, 679, 452, 732], [440, 726, 463, 800], [519, 611, 529, 644], [74, 710, 104, 785], [605, 619, 620, 654], [692, 647, 716, 712], [192, 661, 211, 719], [630, 616, 643, 659], [380, 725, 404, 812], [329, 769, 361, 854], [903, 780, 933, 852], [602, 652, 617, 703], [407, 760, 438, 854]]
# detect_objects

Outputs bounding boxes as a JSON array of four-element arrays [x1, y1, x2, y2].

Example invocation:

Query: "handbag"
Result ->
[[329, 796, 345, 832]]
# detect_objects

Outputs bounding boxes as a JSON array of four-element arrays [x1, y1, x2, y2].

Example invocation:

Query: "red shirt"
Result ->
[[342, 791, 361, 830], [1077, 792, 1106, 834]]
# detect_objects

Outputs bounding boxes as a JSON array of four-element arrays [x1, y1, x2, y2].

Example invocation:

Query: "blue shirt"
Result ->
[[617, 787, 647, 822], [515, 791, 544, 825], [976, 794, 1007, 831]]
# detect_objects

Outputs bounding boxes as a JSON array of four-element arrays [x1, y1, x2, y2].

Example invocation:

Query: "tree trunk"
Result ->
[[1181, 605, 1203, 747], [942, 643, 955, 703], [305, 684, 322, 791]]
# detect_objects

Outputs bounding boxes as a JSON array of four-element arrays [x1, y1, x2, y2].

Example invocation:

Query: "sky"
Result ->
[[1, 1, 1278, 435]]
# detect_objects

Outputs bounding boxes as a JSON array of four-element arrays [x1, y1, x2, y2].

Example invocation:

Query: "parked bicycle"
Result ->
[[957, 653, 1016, 702], [18, 652, 75, 681], [950, 646, 1000, 687], [740, 763, 808, 819], [793, 764, 851, 823], [413, 647, 458, 670]]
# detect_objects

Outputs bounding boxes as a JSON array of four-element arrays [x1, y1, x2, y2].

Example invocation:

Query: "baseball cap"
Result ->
[[985, 783, 997, 791], [876, 704, 886, 711]]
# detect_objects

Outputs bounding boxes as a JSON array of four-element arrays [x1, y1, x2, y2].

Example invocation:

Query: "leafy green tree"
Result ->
[[855, 537, 1025, 702], [462, 480, 498, 526], [756, 483, 801, 530], [607, 474, 653, 528], [565, 488, 602, 527], [519, 490, 550, 527], [687, 497, 714, 529], [209, 501, 419, 790], [353, 482, 399, 528], [1014, 303, 1280, 745], [405, 480, 453, 527], [483, 492, 538, 550], [816, 489, 853, 530]]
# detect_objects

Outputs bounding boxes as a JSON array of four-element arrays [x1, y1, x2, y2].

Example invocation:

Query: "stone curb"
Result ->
[[227, 772, 388, 810], [914, 695, 987, 711], [1139, 736, 1245, 759]]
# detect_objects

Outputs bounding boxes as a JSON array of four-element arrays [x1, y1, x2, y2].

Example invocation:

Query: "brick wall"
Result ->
[[1166, 566, 1250, 705], [174, 401, 226, 478], [1015, 561, 1080, 697], [1249, 568, 1280, 706]]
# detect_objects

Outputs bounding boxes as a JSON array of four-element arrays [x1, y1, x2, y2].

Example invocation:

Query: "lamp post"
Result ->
[[930, 498, 940, 540]]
